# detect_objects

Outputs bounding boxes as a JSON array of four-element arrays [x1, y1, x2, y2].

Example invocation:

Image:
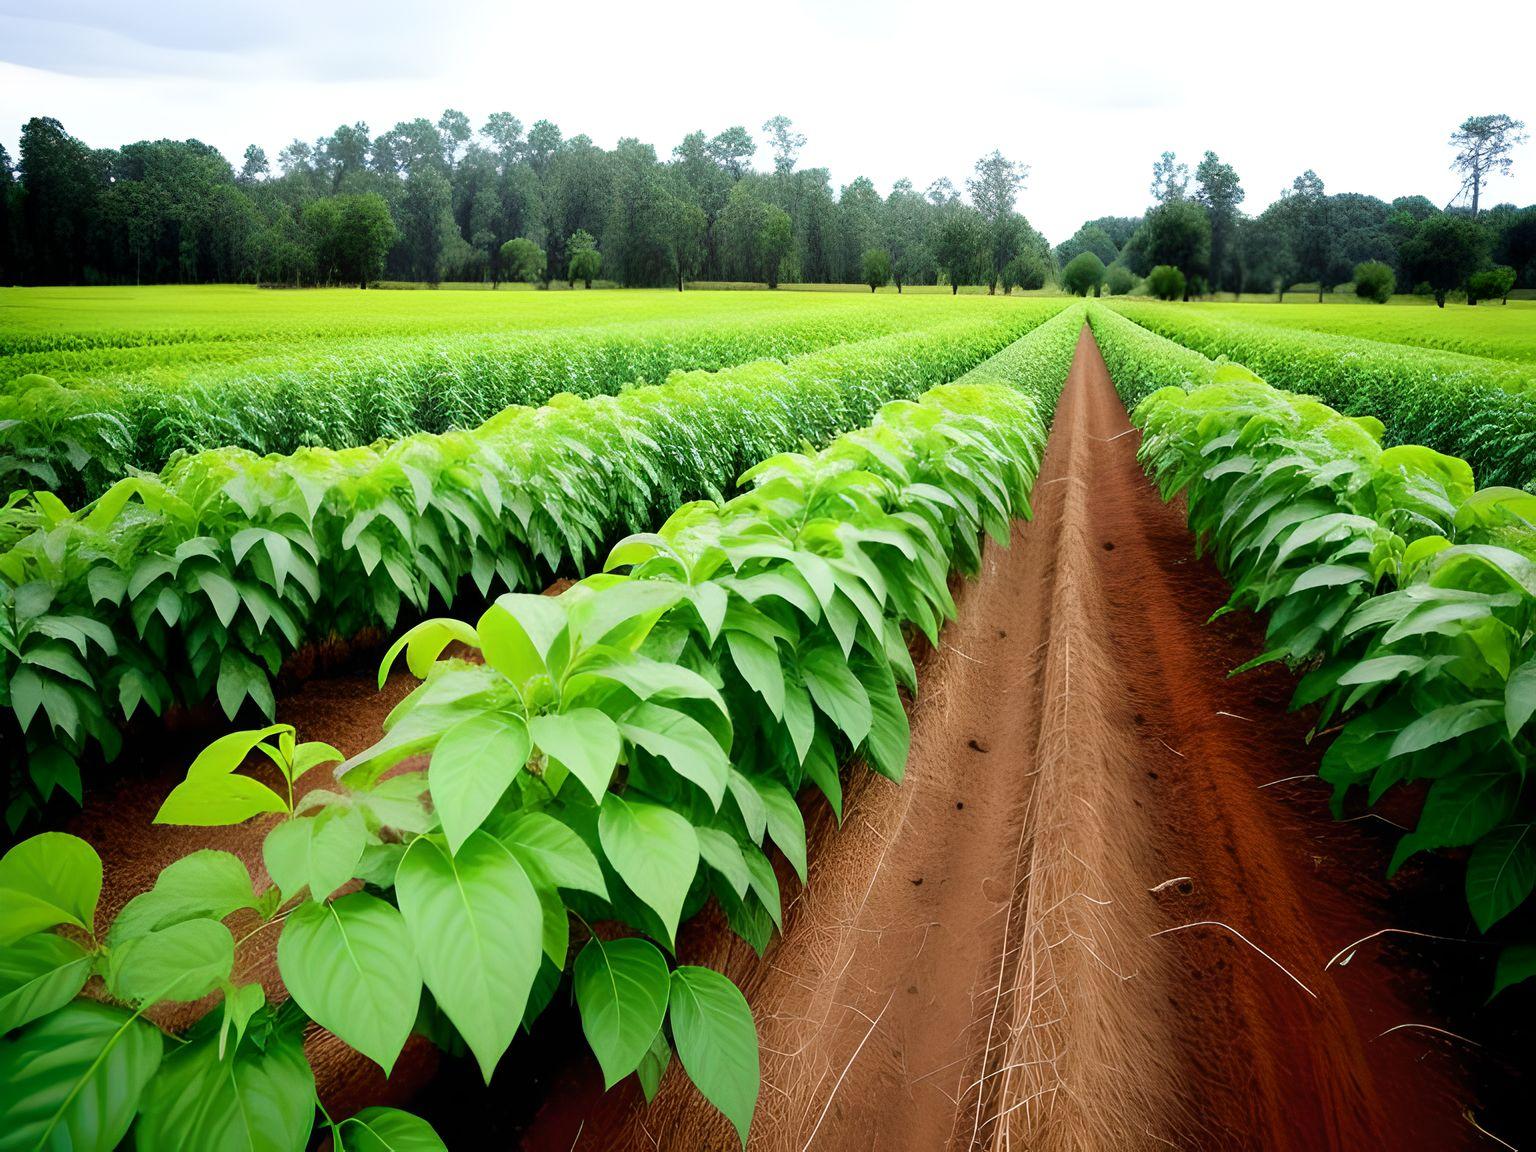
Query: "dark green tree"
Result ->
[[1061, 251, 1105, 296], [1400, 214, 1489, 306], [861, 247, 892, 292]]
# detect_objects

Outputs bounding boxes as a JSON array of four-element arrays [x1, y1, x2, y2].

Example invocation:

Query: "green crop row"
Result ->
[[0, 350, 1068, 1150], [0, 310, 1079, 825], [1105, 300, 1536, 492], [1090, 304, 1536, 996], [3, 301, 1061, 502], [1183, 301, 1536, 366]]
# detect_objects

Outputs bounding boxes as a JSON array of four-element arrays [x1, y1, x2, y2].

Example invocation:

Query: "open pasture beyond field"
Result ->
[[1, 288, 1532, 1152]]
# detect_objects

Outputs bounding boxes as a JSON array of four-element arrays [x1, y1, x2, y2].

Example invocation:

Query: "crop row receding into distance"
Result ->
[[0, 309, 1086, 1151], [0, 304, 1067, 820], [1090, 301, 1536, 1001]]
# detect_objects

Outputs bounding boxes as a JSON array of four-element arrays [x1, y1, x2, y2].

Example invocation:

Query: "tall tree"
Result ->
[[1150, 151, 1189, 203], [1284, 170, 1330, 300], [761, 115, 806, 176], [1449, 114, 1528, 216], [1194, 151, 1244, 294], [934, 206, 991, 294], [966, 150, 1029, 292]]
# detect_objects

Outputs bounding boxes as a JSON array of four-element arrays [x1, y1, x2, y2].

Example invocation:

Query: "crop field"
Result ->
[[1180, 298, 1536, 363], [2, 286, 1534, 1152]]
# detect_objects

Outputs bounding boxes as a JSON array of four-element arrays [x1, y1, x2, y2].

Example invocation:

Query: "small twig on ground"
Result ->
[[801, 990, 897, 1151], [1377, 1022, 1481, 1048], [1324, 927, 1472, 970], [1152, 920, 1318, 999], [1258, 774, 1316, 789], [1465, 1110, 1519, 1151], [1157, 738, 1186, 759], [1148, 876, 1193, 894], [1215, 710, 1253, 722]]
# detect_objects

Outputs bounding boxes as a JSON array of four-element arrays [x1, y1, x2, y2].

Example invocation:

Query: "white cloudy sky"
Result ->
[[1, 0, 1533, 244]]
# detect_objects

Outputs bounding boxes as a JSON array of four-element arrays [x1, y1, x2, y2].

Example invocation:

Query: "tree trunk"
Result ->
[[951, 283, 958, 295]]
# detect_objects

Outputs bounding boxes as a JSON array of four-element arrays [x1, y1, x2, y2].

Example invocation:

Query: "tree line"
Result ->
[[1054, 115, 1534, 306], [0, 112, 1052, 292]]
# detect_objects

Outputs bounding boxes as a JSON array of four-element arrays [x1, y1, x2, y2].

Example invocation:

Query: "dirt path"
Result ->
[[69, 328, 1489, 1149], [514, 328, 1482, 1151]]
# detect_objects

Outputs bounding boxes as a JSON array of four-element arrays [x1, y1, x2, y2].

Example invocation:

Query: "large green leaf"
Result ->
[[573, 936, 670, 1089], [1388, 769, 1520, 875], [619, 701, 729, 808], [154, 773, 290, 828], [1466, 823, 1536, 932], [0, 1001, 162, 1152], [1491, 944, 1536, 1000], [428, 711, 531, 854], [668, 966, 759, 1146], [799, 643, 872, 747], [1507, 658, 1536, 739], [477, 594, 565, 687], [724, 631, 784, 720], [134, 1026, 315, 1152], [277, 893, 420, 1074], [0, 833, 101, 946], [529, 709, 620, 805], [496, 810, 608, 899], [0, 933, 93, 1035], [752, 777, 807, 884], [395, 833, 542, 1082], [106, 918, 234, 1004], [262, 806, 367, 903], [339, 1107, 449, 1152], [598, 794, 698, 945], [108, 850, 259, 946]]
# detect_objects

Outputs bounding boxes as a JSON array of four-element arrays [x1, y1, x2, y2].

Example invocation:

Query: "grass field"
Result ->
[[1175, 297, 1536, 362]]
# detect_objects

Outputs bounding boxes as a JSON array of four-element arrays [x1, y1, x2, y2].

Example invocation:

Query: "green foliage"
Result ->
[[0, 307, 1065, 821], [1092, 301, 1536, 996], [1467, 264, 1517, 305], [0, 313, 1084, 1144], [566, 230, 601, 289], [1061, 252, 1106, 297], [1353, 261, 1396, 303], [499, 237, 546, 284], [1103, 262, 1137, 296], [1004, 251, 1047, 292], [1400, 213, 1489, 306], [1105, 299, 1536, 490], [1146, 265, 1186, 301], [861, 248, 892, 292], [935, 208, 992, 293]]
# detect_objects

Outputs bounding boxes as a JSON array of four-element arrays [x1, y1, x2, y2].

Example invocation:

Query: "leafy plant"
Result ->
[[1097, 302, 1536, 995], [1, 310, 1057, 824], [0, 343, 1074, 1146]]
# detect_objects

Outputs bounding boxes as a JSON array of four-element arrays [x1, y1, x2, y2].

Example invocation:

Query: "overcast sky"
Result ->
[[1, 0, 1533, 245]]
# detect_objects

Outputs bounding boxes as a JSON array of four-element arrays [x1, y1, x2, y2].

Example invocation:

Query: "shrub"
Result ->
[[1060, 252, 1106, 297], [1006, 251, 1048, 292], [499, 238, 546, 284], [1353, 261, 1396, 303], [1104, 262, 1137, 296], [862, 247, 892, 292], [1468, 264, 1517, 305], [1146, 265, 1186, 301]]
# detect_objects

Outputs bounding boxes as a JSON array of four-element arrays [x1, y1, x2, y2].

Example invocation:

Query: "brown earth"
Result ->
[[68, 327, 1502, 1149]]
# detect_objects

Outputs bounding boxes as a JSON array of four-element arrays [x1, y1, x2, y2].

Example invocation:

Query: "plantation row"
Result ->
[[0, 307, 1078, 825], [1, 284, 961, 358], [4, 298, 1054, 502], [0, 316, 1085, 1151], [1185, 301, 1536, 367], [1090, 304, 1536, 996], [1107, 300, 1536, 492]]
